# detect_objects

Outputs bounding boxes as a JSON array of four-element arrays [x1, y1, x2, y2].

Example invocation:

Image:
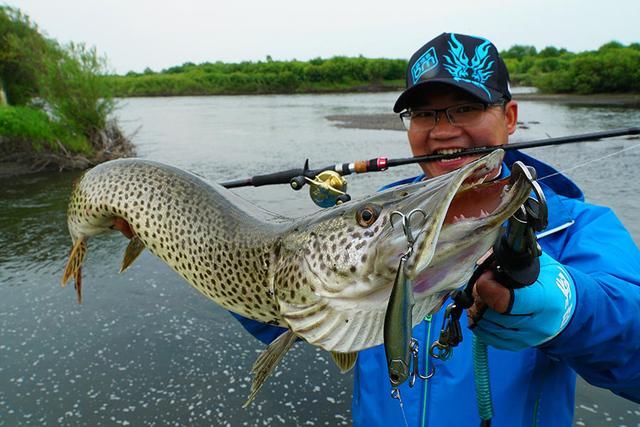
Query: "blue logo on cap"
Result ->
[[443, 34, 495, 99], [411, 47, 438, 84]]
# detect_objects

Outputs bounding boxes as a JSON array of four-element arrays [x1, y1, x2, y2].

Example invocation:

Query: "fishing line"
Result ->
[[222, 187, 297, 219], [396, 392, 410, 427], [537, 140, 640, 182]]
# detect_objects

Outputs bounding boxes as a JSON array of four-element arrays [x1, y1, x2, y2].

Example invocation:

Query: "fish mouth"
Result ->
[[444, 174, 510, 225], [401, 150, 533, 280]]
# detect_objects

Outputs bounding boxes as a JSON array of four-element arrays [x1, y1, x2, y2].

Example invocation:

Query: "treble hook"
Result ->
[[390, 209, 427, 250], [409, 338, 436, 387]]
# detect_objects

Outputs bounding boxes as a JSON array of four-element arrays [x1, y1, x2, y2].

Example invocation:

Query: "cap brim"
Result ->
[[393, 79, 505, 113]]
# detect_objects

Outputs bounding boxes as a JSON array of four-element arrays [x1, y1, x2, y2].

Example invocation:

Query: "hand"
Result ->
[[468, 252, 576, 351]]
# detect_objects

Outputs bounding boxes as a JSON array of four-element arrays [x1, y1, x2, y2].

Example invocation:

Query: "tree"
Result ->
[[501, 45, 537, 60], [598, 41, 624, 51], [0, 76, 7, 105], [0, 6, 116, 143], [538, 46, 568, 58], [0, 6, 50, 104], [38, 42, 115, 137]]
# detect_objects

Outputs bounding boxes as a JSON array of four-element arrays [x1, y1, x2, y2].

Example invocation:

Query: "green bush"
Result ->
[[501, 41, 640, 94], [38, 42, 115, 138], [0, 6, 114, 153], [107, 56, 408, 96], [0, 105, 91, 153], [532, 46, 640, 93], [107, 44, 640, 96], [0, 7, 48, 105]]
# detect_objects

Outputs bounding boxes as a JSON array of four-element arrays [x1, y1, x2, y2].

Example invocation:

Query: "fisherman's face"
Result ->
[[406, 86, 518, 178]]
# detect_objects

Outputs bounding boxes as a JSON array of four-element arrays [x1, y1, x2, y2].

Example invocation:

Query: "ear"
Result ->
[[504, 100, 518, 135]]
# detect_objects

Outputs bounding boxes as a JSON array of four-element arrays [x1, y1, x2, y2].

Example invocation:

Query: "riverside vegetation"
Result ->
[[0, 6, 133, 176], [108, 43, 640, 97]]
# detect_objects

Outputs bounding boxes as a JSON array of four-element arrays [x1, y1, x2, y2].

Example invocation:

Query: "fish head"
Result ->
[[278, 150, 535, 351]]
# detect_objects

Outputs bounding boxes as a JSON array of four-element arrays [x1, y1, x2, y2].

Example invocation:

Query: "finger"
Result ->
[[467, 300, 488, 328], [474, 270, 513, 314]]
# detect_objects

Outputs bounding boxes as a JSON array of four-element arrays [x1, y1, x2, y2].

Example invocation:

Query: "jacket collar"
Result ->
[[503, 150, 583, 201]]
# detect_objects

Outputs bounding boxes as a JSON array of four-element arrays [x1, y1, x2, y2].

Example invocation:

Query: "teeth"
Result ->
[[453, 209, 490, 223], [453, 214, 466, 223], [436, 148, 463, 155]]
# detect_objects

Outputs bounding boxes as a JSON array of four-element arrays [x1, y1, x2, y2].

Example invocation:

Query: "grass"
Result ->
[[0, 105, 92, 154]]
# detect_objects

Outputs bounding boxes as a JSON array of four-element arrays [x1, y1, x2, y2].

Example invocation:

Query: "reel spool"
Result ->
[[308, 170, 350, 208]]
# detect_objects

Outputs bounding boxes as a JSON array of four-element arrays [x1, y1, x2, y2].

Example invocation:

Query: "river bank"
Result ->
[[0, 120, 135, 178], [515, 92, 640, 107]]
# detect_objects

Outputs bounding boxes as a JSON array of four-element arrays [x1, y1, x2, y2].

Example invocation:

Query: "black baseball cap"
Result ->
[[393, 32, 512, 113]]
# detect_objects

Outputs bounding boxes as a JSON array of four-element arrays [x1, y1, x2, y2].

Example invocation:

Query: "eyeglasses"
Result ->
[[399, 102, 504, 131]]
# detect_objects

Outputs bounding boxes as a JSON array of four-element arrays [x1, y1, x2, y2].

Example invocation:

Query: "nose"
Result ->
[[430, 111, 459, 138]]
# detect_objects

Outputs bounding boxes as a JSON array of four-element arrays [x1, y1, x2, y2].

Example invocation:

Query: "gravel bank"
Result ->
[[326, 93, 640, 131]]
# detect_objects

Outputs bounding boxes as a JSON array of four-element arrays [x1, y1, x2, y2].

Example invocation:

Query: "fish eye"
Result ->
[[356, 204, 381, 227]]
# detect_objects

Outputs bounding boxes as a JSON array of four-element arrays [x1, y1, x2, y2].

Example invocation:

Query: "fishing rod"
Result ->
[[220, 127, 640, 207]]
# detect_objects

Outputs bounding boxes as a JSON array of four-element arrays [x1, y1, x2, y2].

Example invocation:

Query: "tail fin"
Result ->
[[61, 239, 87, 304]]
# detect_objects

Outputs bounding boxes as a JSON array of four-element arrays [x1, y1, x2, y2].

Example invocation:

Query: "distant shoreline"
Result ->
[[113, 89, 640, 107], [326, 92, 640, 131], [513, 92, 640, 107]]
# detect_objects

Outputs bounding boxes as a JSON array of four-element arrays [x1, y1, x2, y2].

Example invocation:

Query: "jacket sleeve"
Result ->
[[230, 312, 288, 345], [538, 201, 640, 403]]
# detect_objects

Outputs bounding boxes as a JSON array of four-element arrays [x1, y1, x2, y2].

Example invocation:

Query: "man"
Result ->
[[236, 33, 640, 426], [351, 32, 640, 426]]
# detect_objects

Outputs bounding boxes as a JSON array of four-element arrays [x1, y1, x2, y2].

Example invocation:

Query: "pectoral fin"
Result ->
[[120, 236, 145, 273], [330, 351, 358, 373], [61, 238, 87, 304], [244, 329, 297, 407]]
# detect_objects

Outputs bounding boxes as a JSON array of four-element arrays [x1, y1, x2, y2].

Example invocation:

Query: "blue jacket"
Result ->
[[234, 151, 640, 427]]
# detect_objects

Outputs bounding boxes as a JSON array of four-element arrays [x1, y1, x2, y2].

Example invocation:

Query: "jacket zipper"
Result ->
[[531, 396, 540, 427], [420, 314, 433, 427], [413, 221, 571, 427]]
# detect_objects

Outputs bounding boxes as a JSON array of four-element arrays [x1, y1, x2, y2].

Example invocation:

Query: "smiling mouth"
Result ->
[[433, 148, 473, 163]]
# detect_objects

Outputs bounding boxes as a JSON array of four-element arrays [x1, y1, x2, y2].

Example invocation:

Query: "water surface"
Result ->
[[1, 93, 639, 426]]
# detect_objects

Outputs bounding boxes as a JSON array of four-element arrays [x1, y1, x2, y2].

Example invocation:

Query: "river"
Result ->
[[1, 92, 639, 426]]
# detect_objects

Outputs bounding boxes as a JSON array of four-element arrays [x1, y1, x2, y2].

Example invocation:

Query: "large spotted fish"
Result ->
[[61, 150, 533, 404]]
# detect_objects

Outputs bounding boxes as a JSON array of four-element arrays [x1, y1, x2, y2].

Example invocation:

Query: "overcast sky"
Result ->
[[9, 0, 640, 74]]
